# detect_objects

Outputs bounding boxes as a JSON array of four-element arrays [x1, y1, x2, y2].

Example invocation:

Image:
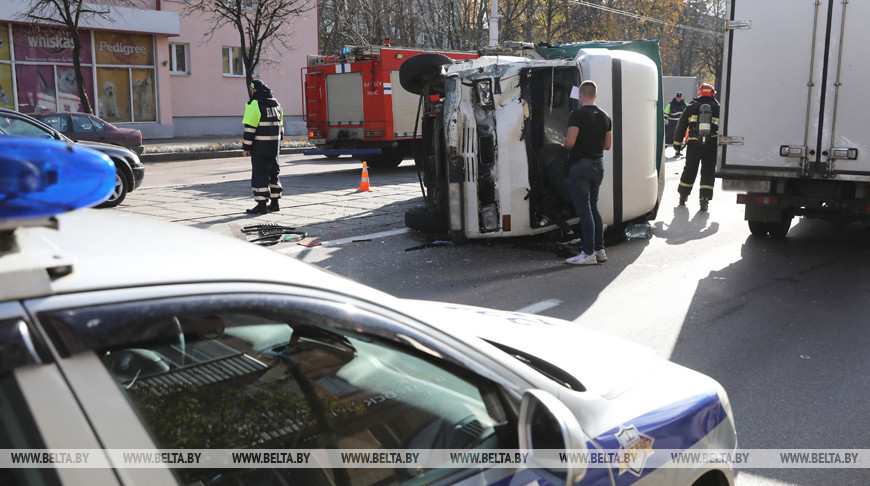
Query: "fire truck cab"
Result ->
[[303, 44, 477, 168]]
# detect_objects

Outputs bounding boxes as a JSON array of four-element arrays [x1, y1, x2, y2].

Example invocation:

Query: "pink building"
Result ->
[[0, 0, 317, 139]]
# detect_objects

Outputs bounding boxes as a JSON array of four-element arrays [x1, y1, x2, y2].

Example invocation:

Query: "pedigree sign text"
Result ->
[[94, 32, 153, 66]]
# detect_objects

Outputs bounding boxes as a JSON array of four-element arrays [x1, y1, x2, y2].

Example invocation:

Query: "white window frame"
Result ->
[[219, 0, 257, 10], [169, 43, 190, 75], [222, 46, 259, 77], [222, 46, 245, 77]]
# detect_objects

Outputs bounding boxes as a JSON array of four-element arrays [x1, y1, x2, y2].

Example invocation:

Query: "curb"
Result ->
[[141, 147, 312, 163]]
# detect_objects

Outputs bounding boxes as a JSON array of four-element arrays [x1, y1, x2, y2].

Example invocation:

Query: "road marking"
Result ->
[[285, 227, 413, 252], [320, 227, 412, 246], [516, 299, 561, 314]]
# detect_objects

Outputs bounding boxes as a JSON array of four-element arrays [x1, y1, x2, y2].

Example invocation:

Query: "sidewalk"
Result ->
[[141, 136, 313, 163]]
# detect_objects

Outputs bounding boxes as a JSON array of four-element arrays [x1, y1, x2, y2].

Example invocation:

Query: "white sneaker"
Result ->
[[594, 249, 607, 263], [565, 252, 598, 265]]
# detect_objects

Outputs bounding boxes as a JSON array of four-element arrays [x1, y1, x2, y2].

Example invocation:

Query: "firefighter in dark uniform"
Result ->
[[664, 92, 687, 154], [674, 83, 719, 211], [243, 79, 283, 214]]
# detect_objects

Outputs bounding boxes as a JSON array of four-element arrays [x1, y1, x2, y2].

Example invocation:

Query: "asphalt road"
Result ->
[[125, 151, 870, 486]]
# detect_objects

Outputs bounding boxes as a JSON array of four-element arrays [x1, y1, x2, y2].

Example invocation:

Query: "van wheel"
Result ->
[[405, 207, 447, 232], [399, 53, 452, 96], [748, 220, 768, 236]]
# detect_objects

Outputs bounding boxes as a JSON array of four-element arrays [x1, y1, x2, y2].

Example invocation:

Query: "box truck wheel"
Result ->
[[748, 217, 792, 238], [399, 53, 452, 96], [768, 216, 793, 239], [748, 220, 769, 237]]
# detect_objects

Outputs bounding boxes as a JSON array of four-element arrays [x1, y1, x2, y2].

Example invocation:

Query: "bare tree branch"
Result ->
[[185, 0, 314, 93]]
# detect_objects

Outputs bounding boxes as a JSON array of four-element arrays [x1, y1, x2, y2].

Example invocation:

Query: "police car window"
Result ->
[[39, 295, 514, 486]]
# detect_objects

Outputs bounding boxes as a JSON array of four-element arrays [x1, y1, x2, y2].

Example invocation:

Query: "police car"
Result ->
[[0, 138, 737, 485]]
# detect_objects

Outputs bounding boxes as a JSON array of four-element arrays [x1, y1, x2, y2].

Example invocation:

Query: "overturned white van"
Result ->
[[402, 40, 665, 243]]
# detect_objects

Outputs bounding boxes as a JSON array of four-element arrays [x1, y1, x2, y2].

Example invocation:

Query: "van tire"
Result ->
[[399, 53, 452, 96], [405, 207, 447, 232]]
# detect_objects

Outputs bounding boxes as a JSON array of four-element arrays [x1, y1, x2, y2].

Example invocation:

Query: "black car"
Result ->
[[0, 108, 144, 207]]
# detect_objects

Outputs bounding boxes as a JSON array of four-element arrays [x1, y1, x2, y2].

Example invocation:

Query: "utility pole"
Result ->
[[489, 0, 499, 46]]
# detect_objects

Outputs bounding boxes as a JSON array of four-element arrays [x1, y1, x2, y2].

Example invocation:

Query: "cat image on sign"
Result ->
[[99, 81, 120, 120], [35, 71, 83, 112], [57, 70, 78, 96], [131, 77, 153, 120]]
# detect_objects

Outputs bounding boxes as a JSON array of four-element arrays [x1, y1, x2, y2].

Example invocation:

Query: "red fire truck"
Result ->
[[303, 43, 477, 168]]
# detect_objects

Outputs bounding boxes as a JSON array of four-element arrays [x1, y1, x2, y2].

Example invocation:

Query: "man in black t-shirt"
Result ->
[[564, 80, 612, 266]]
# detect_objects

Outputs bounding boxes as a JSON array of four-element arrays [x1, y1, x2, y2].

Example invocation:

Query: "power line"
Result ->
[[570, 0, 724, 36]]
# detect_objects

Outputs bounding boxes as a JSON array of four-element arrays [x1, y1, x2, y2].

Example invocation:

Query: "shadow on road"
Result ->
[[669, 218, 870, 485]]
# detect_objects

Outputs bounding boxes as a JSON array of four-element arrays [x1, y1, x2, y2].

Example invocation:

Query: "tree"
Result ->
[[185, 0, 314, 98], [19, 0, 117, 113]]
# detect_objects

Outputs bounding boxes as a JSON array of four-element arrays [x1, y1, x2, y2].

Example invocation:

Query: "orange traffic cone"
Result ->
[[356, 161, 373, 192]]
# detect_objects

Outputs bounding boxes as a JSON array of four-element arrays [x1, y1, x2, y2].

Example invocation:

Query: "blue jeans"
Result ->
[[568, 157, 604, 256]]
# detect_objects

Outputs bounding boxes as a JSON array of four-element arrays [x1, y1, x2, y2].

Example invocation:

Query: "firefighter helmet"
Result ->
[[698, 83, 716, 98]]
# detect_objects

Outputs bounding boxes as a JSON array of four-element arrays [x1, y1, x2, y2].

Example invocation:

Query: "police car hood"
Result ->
[[399, 300, 666, 399], [399, 300, 734, 457]]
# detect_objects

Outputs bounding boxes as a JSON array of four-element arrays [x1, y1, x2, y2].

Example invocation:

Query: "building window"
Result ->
[[222, 46, 244, 76], [169, 43, 190, 75]]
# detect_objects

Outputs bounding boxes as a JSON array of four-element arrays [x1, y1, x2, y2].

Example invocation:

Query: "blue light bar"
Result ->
[[0, 138, 116, 220]]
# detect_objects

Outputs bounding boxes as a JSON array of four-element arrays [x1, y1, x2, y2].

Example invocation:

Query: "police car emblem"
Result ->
[[615, 424, 654, 476]]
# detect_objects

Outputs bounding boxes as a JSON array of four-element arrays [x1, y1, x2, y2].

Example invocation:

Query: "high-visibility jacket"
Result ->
[[664, 98, 686, 124], [243, 93, 283, 156], [673, 96, 719, 150]]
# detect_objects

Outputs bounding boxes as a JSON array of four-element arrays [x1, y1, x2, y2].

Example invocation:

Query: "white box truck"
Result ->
[[402, 40, 666, 242], [718, 0, 869, 237]]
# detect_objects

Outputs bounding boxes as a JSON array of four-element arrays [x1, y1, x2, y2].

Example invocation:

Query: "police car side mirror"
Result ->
[[518, 389, 587, 485]]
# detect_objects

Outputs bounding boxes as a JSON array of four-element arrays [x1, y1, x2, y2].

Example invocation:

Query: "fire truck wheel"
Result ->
[[405, 206, 447, 232], [399, 53, 452, 96]]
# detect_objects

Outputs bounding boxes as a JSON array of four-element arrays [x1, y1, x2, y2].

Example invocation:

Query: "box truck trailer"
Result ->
[[718, 0, 870, 237]]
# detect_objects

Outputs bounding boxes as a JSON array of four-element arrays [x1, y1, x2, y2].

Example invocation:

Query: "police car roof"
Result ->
[[2, 209, 389, 303]]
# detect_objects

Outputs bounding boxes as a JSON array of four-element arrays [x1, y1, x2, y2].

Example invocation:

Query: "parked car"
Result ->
[[31, 111, 144, 155], [0, 107, 143, 207], [0, 137, 738, 486]]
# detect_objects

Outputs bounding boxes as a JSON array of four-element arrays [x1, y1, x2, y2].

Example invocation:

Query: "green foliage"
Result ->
[[317, 0, 726, 84]]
